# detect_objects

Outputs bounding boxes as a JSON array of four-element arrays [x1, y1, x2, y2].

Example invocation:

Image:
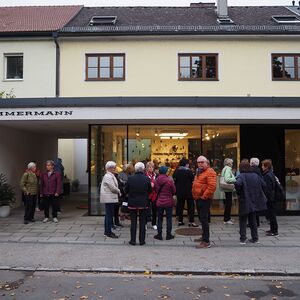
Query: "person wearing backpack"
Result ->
[[154, 166, 176, 241], [262, 159, 279, 237]]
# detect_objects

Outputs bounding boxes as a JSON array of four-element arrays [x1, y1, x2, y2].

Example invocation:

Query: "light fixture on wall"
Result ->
[[136, 130, 140, 137], [154, 130, 158, 137], [203, 131, 220, 141], [159, 132, 188, 139]]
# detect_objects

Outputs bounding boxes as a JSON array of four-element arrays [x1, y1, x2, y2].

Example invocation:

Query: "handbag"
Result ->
[[220, 176, 235, 191]]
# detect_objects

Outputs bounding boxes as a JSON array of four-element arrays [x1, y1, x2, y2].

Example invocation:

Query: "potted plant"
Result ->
[[0, 173, 16, 217], [71, 179, 80, 192]]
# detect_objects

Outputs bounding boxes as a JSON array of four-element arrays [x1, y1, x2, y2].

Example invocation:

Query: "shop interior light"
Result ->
[[160, 136, 184, 140], [154, 130, 158, 137], [159, 132, 188, 138], [136, 130, 140, 137]]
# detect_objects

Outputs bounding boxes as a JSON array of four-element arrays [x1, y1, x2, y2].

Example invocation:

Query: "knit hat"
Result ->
[[159, 166, 168, 174]]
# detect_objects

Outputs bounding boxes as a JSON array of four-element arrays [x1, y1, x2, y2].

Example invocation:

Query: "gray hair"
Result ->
[[135, 162, 145, 173], [146, 161, 154, 169], [122, 164, 129, 171], [197, 155, 209, 164], [224, 158, 234, 166], [105, 161, 117, 171], [250, 157, 260, 167], [27, 162, 36, 170], [46, 160, 55, 166]]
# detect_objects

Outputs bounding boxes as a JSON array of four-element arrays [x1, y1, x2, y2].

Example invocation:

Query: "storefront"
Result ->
[[89, 123, 300, 216]]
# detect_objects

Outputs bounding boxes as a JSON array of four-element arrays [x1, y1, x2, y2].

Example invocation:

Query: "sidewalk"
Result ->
[[0, 202, 300, 275]]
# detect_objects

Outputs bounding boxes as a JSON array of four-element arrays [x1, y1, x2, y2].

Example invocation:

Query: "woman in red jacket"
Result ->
[[154, 166, 176, 240]]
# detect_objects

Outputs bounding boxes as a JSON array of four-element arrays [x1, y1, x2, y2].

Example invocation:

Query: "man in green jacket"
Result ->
[[20, 162, 38, 224]]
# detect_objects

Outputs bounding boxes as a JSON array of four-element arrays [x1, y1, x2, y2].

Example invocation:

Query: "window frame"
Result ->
[[85, 53, 125, 81], [4, 53, 24, 81], [272, 53, 300, 81], [178, 53, 219, 81]]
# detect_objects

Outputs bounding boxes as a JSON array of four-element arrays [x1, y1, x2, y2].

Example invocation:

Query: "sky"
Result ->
[[0, 0, 294, 7]]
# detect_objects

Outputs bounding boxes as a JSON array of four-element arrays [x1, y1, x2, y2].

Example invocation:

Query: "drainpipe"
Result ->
[[53, 31, 60, 98]]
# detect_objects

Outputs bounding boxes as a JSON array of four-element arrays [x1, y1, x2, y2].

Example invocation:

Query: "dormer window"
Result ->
[[89, 16, 117, 26], [272, 15, 300, 24]]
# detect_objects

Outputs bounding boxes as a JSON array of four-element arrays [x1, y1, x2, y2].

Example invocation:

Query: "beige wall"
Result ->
[[60, 37, 300, 97], [0, 40, 56, 98]]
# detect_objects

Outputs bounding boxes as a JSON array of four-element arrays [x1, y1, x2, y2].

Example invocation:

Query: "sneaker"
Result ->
[[240, 239, 247, 245], [178, 222, 185, 226], [53, 217, 58, 223], [224, 220, 234, 225], [154, 234, 163, 241], [106, 232, 118, 239], [189, 223, 198, 227], [152, 225, 158, 230], [194, 237, 203, 243], [196, 242, 211, 249], [166, 234, 175, 240], [248, 239, 260, 244], [266, 231, 279, 237], [43, 218, 49, 223]]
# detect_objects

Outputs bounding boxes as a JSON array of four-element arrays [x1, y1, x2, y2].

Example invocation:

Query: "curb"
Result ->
[[1, 266, 300, 277]]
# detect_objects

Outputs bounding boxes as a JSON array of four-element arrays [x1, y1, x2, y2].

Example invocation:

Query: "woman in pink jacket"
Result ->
[[154, 166, 176, 241]]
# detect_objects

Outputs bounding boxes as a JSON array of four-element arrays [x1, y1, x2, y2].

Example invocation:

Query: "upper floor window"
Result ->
[[178, 54, 218, 81], [272, 54, 300, 80], [86, 54, 125, 81], [5, 54, 23, 80]]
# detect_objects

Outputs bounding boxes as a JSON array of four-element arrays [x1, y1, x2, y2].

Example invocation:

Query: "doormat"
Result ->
[[175, 227, 202, 236]]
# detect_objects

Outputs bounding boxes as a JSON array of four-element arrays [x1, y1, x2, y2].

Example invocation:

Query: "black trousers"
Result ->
[[130, 209, 147, 244], [157, 206, 173, 237], [267, 201, 278, 234], [196, 199, 211, 243], [114, 203, 120, 225], [177, 196, 195, 223], [223, 192, 233, 222], [239, 212, 258, 242], [24, 195, 36, 221], [43, 195, 59, 218]]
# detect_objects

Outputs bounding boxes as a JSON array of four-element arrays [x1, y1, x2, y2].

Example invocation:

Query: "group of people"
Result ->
[[20, 159, 64, 224], [100, 155, 281, 249]]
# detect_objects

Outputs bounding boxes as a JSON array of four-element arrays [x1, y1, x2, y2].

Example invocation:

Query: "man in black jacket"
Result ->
[[262, 159, 279, 236], [173, 158, 197, 227], [125, 162, 152, 245]]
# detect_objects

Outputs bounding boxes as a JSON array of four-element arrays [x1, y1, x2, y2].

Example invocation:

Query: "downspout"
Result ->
[[53, 31, 60, 97]]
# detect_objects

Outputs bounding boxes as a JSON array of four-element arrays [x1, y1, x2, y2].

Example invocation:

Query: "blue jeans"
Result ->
[[104, 203, 115, 236], [157, 206, 173, 237]]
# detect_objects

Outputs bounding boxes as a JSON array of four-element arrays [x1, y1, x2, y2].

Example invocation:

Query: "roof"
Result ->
[[62, 6, 300, 35], [0, 6, 83, 33]]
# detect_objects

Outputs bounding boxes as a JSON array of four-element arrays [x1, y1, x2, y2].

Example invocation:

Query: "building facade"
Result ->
[[1, 2, 300, 215]]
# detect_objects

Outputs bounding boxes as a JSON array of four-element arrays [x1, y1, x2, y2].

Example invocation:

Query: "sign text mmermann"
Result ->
[[0, 110, 73, 117]]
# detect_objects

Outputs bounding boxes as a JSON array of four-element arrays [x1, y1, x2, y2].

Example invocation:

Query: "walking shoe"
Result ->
[[224, 220, 234, 225], [266, 231, 279, 237], [196, 242, 211, 249], [166, 234, 175, 240], [154, 234, 163, 240], [248, 239, 260, 244], [140, 242, 146, 246], [152, 225, 158, 230], [129, 241, 136, 246], [30, 219, 35, 223], [24, 220, 29, 225], [189, 223, 198, 227], [43, 218, 49, 223], [53, 218, 58, 223], [178, 222, 185, 226], [240, 239, 247, 245], [106, 232, 118, 239], [194, 237, 203, 243]]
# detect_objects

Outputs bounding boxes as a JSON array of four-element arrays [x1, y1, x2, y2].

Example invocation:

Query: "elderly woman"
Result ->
[[221, 158, 236, 225], [125, 162, 152, 245], [20, 162, 38, 224], [145, 161, 157, 230], [100, 161, 121, 239]]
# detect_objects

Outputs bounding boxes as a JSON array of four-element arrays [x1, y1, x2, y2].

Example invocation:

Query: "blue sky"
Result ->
[[0, 0, 293, 6]]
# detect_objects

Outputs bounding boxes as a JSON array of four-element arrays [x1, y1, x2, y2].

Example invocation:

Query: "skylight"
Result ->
[[217, 17, 234, 25], [272, 15, 300, 24], [89, 16, 117, 26]]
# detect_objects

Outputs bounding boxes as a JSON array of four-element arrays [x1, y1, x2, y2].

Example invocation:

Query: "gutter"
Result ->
[[53, 32, 60, 97]]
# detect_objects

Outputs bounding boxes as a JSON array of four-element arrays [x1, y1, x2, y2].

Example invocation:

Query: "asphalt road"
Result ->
[[0, 270, 300, 300]]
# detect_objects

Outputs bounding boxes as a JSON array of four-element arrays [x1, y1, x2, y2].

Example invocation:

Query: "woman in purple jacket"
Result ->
[[154, 166, 176, 240]]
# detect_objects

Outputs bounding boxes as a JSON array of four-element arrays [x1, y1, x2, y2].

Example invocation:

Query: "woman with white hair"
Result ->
[[20, 162, 38, 224], [100, 161, 121, 239], [125, 162, 152, 245], [221, 158, 236, 225]]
